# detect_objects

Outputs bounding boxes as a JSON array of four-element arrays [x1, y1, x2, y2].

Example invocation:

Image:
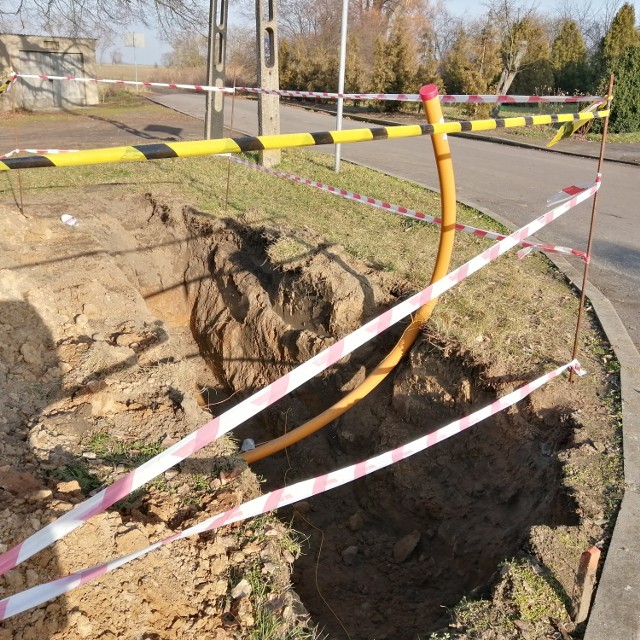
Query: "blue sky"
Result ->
[[112, 28, 171, 66]]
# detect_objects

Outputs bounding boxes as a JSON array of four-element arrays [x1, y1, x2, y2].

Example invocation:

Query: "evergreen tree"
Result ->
[[551, 19, 588, 94], [442, 28, 474, 94], [442, 22, 500, 116], [279, 39, 293, 88], [371, 35, 394, 103], [505, 16, 554, 95], [511, 58, 555, 94], [442, 25, 501, 95], [387, 18, 418, 94], [602, 46, 640, 134], [277, 37, 334, 92], [345, 33, 367, 94], [601, 3, 639, 62], [593, 3, 639, 98]]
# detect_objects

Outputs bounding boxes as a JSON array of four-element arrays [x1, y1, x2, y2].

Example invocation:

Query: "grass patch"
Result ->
[[501, 560, 568, 622], [239, 561, 319, 640], [0, 142, 610, 373], [84, 432, 165, 467], [436, 558, 569, 638], [45, 461, 101, 494], [241, 514, 304, 558], [43, 437, 168, 499], [587, 130, 640, 143]]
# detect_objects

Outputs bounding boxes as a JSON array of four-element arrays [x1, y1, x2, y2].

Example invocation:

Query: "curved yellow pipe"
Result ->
[[243, 84, 457, 464]]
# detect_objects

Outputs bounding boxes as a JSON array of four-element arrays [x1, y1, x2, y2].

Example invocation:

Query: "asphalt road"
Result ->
[[150, 93, 640, 350]]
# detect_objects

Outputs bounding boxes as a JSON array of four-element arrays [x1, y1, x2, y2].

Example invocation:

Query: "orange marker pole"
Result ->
[[569, 74, 613, 383]]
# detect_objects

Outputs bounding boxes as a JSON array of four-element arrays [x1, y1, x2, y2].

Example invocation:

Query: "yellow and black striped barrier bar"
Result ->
[[0, 111, 609, 171]]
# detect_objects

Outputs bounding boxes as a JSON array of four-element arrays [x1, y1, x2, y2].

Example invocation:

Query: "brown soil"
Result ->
[[0, 103, 622, 639], [188, 211, 614, 640], [0, 193, 310, 639]]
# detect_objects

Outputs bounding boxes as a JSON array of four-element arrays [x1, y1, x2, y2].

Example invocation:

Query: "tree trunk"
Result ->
[[491, 39, 527, 117]]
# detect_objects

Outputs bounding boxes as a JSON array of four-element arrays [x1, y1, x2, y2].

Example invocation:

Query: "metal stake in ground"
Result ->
[[224, 73, 237, 213], [10, 56, 26, 218], [569, 74, 614, 383]]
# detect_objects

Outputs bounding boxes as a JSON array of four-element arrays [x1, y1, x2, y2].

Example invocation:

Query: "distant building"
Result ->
[[0, 34, 99, 111]]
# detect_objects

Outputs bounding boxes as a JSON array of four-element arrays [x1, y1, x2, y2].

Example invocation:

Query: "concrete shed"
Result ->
[[0, 34, 99, 111]]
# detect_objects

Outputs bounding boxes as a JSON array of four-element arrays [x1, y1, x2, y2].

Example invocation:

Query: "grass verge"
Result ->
[[0, 146, 592, 371]]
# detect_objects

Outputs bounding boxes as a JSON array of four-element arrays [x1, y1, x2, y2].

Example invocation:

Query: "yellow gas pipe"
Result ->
[[243, 84, 457, 464]]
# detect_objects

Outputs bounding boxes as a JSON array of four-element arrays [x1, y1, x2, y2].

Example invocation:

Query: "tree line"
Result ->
[[4, 0, 638, 132], [275, 0, 639, 131]]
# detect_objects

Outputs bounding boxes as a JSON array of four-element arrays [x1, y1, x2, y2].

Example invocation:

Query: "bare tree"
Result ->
[[278, 0, 340, 42], [0, 0, 208, 38], [421, 0, 461, 63], [94, 25, 117, 64]]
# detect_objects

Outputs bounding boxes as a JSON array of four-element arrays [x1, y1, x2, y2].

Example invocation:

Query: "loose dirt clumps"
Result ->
[[0, 189, 621, 640], [0, 194, 310, 639]]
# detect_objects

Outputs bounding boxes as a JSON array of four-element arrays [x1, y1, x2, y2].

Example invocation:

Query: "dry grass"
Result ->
[[95, 64, 207, 88]]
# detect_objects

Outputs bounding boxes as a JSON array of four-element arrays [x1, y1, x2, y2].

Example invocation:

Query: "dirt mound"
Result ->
[[0, 194, 309, 639]]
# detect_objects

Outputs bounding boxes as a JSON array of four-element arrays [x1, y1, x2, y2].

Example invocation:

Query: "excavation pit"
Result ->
[[158, 200, 581, 639]]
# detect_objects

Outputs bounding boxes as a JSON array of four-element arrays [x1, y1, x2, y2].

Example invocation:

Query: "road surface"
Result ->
[[150, 93, 640, 350]]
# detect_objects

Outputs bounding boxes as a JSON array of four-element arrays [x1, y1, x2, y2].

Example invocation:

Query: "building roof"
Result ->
[[1, 33, 97, 41]]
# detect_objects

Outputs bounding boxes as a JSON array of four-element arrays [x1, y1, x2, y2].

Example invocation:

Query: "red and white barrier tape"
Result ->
[[225, 155, 588, 262], [0, 358, 585, 621], [0, 148, 79, 160], [547, 182, 597, 207], [12, 72, 235, 95], [0, 176, 600, 579], [12, 74, 603, 104]]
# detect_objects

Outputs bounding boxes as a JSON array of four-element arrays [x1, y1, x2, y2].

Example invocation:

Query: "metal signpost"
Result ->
[[124, 33, 145, 90]]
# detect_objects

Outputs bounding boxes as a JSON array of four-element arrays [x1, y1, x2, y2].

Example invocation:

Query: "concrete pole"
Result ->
[[256, 0, 281, 167], [334, 0, 349, 173], [204, 0, 228, 139]]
